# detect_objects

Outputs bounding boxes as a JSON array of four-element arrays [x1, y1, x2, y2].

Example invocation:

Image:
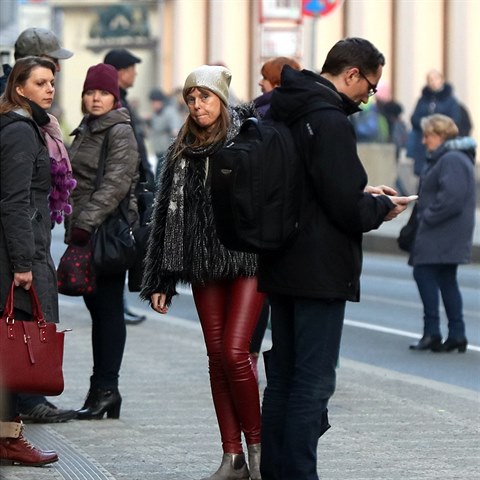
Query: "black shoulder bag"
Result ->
[[397, 203, 418, 253], [91, 130, 137, 275]]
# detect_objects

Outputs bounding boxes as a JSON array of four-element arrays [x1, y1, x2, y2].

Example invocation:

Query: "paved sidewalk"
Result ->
[[1, 300, 479, 480]]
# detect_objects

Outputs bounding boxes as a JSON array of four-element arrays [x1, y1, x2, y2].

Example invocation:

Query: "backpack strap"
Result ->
[[94, 127, 130, 221], [94, 129, 110, 191]]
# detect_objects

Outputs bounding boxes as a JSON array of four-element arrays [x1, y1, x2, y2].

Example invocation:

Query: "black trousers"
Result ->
[[83, 271, 127, 389]]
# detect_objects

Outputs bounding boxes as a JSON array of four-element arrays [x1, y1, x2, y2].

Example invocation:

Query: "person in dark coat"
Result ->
[[104, 47, 153, 325], [253, 56, 301, 117], [67, 64, 140, 421], [408, 114, 476, 353], [257, 38, 414, 480], [0, 57, 61, 467], [141, 65, 264, 480], [406, 69, 461, 176], [0, 27, 76, 425]]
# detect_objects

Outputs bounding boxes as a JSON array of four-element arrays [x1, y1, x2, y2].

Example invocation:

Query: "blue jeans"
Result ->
[[261, 295, 345, 480], [413, 264, 465, 339]]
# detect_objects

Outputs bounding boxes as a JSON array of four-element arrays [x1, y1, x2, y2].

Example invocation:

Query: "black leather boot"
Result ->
[[76, 388, 122, 420], [432, 337, 468, 353], [409, 335, 442, 351]]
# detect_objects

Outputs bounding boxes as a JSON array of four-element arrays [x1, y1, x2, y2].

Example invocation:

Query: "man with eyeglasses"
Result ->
[[258, 37, 414, 480]]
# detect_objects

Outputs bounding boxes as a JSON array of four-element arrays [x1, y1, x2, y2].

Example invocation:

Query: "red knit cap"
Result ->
[[82, 63, 120, 101]]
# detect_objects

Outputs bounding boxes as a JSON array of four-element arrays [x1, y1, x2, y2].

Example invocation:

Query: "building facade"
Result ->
[[1, 0, 478, 154]]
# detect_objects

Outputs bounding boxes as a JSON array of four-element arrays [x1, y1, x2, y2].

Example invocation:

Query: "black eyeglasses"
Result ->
[[358, 70, 377, 97]]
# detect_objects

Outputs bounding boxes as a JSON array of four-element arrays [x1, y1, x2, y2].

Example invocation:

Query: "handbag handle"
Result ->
[[2, 281, 46, 325]]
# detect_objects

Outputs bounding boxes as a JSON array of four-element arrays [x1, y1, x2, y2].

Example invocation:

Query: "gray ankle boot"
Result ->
[[200, 452, 250, 480], [247, 444, 261, 480]]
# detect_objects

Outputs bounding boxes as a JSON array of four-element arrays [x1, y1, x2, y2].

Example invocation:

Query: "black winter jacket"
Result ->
[[0, 110, 59, 322], [258, 67, 395, 302]]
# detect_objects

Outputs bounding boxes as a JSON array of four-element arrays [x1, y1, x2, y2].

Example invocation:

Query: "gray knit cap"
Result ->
[[183, 65, 231, 106]]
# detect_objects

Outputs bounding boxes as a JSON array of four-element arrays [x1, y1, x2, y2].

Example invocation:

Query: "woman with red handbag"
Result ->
[[0, 57, 62, 466]]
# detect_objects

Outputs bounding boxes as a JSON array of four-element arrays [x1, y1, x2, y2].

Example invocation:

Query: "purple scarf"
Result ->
[[41, 114, 77, 224]]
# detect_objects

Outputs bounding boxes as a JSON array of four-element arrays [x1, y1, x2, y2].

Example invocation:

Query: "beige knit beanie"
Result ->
[[183, 65, 231, 106]]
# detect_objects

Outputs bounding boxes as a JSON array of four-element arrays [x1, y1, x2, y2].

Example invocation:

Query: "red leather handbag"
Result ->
[[0, 282, 65, 396]]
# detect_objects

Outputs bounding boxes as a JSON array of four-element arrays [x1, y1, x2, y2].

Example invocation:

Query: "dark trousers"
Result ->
[[261, 295, 345, 480], [192, 277, 265, 453], [83, 271, 127, 389], [413, 264, 465, 338], [250, 298, 269, 354]]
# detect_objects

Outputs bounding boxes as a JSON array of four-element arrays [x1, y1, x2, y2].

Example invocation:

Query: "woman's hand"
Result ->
[[70, 227, 91, 247], [14, 271, 33, 290], [150, 293, 169, 314]]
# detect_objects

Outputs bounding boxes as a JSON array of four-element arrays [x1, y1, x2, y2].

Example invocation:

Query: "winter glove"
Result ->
[[70, 227, 91, 247]]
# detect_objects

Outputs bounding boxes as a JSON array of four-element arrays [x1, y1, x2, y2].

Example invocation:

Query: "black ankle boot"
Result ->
[[76, 388, 122, 420], [432, 337, 468, 353], [409, 335, 442, 351]]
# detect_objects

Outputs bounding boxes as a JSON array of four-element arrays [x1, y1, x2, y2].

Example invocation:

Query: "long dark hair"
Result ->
[[0, 56, 56, 115], [171, 87, 230, 159]]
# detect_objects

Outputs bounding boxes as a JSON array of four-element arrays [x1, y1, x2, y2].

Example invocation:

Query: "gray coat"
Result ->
[[150, 104, 183, 156], [66, 108, 140, 240], [409, 137, 476, 266], [0, 111, 59, 322]]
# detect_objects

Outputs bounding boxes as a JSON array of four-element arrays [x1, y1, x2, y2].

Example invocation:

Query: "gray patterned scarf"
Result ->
[[161, 108, 243, 271]]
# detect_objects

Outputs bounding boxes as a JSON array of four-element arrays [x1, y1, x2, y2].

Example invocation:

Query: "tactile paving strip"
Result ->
[[25, 424, 115, 480]]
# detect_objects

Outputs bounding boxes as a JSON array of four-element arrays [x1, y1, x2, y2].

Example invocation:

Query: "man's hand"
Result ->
[[384, 195, 417, 221], [365, 184, 398, 196]]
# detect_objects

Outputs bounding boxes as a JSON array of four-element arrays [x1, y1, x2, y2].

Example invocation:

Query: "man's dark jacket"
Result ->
[[119, 87, 155, 190], [258, 66, 394, 302]]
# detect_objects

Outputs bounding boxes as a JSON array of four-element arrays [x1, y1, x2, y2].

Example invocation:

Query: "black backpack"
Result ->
[[211, 102, 334, 254]]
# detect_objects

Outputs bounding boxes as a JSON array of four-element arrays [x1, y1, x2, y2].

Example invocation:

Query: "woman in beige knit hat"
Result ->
[[141, 65, 263, 480]]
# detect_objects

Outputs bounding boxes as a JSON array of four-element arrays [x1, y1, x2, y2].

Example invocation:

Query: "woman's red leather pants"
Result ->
[[192, 277, 265, 453]]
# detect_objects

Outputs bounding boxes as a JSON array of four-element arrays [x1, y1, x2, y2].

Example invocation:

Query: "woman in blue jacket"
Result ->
[[409, 114, 476, 352]]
